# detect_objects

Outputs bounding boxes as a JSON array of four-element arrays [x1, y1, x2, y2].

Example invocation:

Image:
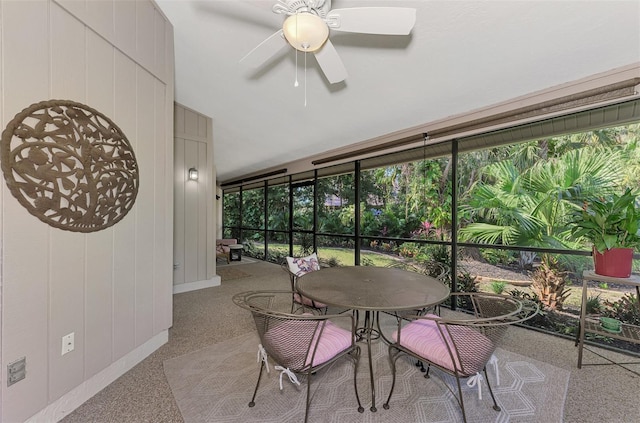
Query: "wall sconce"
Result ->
[[188, 167, 199, 181]]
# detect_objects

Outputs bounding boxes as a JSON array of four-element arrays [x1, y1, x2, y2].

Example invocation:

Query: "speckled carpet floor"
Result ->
[[216, 267, 252, 281], [164, 313, 569, 423]]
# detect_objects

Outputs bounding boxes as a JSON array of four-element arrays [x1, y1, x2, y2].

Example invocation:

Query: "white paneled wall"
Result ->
[[0, 0, 174, 421], [173, 104, 218, 294]]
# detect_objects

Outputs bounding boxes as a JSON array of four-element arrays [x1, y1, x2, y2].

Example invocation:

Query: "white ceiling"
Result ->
[[155, 0, 640, 183]]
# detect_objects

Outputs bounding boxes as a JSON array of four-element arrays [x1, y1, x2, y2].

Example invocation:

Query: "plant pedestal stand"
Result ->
[[576, 270, 640, 376]]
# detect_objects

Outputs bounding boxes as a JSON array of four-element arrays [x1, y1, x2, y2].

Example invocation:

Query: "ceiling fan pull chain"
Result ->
[[294, 50, 299, 87], [304, 51, 308, 107], [294, 13, 299, 87]]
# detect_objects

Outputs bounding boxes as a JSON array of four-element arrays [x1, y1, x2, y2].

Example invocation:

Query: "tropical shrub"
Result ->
[[490, 281, 507, 294], [585, 294, 602, 314], [530, 258, 571, 310], [603, 293, 640, 325]]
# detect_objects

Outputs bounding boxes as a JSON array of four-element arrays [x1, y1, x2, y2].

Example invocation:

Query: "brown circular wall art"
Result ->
[[1, 100, 139, 232]]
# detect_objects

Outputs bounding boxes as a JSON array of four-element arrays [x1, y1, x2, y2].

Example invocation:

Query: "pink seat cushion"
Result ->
[[293, 293, 327, 309], [263, 318, 352, 368], [392, 314, 494, 376]]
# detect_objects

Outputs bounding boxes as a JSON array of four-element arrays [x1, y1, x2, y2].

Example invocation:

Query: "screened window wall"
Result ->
[[222, 99, 640, 291]]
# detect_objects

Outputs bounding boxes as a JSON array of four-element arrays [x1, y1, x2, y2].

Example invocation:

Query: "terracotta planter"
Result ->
[[593, 247, 634, 278]]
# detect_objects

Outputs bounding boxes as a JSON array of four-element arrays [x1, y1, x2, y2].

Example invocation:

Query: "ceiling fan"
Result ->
[[239, 0, 417, 84]]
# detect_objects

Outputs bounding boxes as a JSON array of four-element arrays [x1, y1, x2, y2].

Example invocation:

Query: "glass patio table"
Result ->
[[296, 265, 450, 412]]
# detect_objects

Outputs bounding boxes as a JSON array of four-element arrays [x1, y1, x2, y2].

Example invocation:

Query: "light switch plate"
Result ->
[[62, 332, 75, 355]]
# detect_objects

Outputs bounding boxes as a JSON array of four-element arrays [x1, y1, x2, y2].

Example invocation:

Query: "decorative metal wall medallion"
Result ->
[[1, 100, 139, 232]]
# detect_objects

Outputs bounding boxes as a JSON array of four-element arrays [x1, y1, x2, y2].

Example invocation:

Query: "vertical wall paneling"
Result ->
[[50, 3, 86, 100], [173, 138, 186, 286], [84, 30, 115, 379], [183, 140, 200, 283], [163, 20, 175, 326], [207, 119, 217, 280], [173, 104, 217, 293], [154, 8, 167, 83], [86, 0, 114, 44], [54, 0, 86, 22], [48, 3, 87, 402], [153, 80, 171, 333], [48, 229, 86, 402], [0, 0, 4, 418], [197, 141, 208, 280], [197, 115, 207, 139], [136, 0, 155, 74], [134, 67, 156, 346], [1, 1, 51, 420], [184, 110, 198, 138], [112, 50, 137, 362], [1, 1, 174, 420], [113, 0, 136, 59], [86, 30, 114, 114]]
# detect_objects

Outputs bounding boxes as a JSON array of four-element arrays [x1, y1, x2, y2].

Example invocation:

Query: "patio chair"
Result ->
[[385, 260, 450, 316], [384, 260, 451, 372], [282, 253, 328, 314], [383, 292, 538, 423], [232, 290, 363, 423]]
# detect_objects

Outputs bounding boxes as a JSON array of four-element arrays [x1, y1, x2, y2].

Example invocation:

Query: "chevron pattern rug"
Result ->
[[164, 321, 569, 423]]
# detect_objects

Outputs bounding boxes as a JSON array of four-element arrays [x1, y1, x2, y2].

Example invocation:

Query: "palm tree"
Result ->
[[459, 146, 624, 266]]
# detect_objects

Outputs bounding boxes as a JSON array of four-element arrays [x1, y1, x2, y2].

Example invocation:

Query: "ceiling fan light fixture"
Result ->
[[282, 13, 329, 52]]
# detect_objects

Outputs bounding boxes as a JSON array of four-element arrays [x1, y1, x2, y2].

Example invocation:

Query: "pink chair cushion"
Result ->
[[392, 314, 494, 376], [293, 293, 327, 309], [264, 317, 352, 368]]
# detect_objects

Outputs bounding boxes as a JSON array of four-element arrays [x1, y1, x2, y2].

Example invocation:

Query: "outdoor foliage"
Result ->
[[571, 188, 640, 253], [223, 124, 640, 347], [458, 145, 626, 269], [490, 281, 507, 294], [603, 293, 640, 325], [530, 258, 571, 310]]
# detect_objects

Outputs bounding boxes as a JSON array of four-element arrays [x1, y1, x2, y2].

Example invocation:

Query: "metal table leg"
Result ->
[[362, 310, 377, 412]]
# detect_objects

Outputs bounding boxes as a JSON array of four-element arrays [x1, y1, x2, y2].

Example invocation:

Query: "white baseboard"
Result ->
[[25, 330, 169, 423], [173, 276, 220, 294]]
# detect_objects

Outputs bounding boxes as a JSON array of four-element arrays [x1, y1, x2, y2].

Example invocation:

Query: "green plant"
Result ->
[[480, 249, 517, 266], [509, 288, 543, 308], [490, 281, 507, 294], [603, 293, 640, 325], [571, 188, 640, 253], [322, 257, 341, 267], [360, 256, 374, 266], [598, 282, 609, 290], [530, 257, 571, 310], [456, 271, 478, 293], [585, 294, 602, 314]]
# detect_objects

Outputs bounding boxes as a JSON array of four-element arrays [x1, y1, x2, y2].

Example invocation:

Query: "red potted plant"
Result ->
[[572, 188, 640, 278]]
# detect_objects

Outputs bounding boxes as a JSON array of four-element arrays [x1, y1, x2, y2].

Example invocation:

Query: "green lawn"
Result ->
[[259, 243, 400, 267], [257, 243, 632, 313]]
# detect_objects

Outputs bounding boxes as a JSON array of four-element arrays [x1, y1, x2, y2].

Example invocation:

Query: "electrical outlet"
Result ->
[[7, 357, 26, 387], [61, 332, 74, 355]]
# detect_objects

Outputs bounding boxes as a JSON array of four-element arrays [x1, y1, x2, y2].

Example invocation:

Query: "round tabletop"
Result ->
[[296, 266, 450, 311]]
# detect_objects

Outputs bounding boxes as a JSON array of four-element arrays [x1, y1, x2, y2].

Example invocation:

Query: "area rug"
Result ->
[[216, 267, 252, 281], [164, 328, 569, 423]]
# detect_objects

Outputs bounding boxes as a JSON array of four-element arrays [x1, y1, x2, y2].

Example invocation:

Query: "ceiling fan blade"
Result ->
[[326, 7, 417, 35], [314, 39, 347, 84], [239, 29, 288, 68]]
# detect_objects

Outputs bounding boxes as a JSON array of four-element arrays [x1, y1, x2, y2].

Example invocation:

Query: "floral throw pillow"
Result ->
[[287, 253, 321, 276]]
